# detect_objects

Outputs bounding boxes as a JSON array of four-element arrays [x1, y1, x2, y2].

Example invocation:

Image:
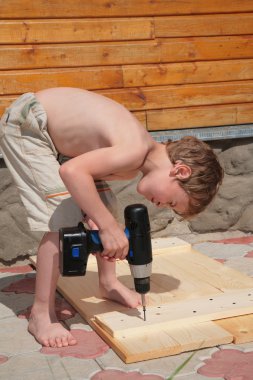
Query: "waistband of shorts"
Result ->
[[3, 93, 46, 125]]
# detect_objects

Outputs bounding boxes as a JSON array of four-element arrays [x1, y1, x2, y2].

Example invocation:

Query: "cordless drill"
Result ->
[[59, 204, 153, 320]]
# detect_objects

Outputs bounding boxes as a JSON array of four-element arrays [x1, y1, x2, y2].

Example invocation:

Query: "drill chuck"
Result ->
[[133, 274, 151, 294]]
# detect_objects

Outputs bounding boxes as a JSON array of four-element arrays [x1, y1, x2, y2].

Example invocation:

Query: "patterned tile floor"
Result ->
[[0, 232, 253, 379]]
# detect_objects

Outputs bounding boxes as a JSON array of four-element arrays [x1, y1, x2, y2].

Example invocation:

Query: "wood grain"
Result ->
[[1, 36, 253, 70], [29, 238, 253, 363], [146, 103, 253, 130], [1, 0, 253, 18], [155, 13, 253, 37], [0, 18, 153, 44]]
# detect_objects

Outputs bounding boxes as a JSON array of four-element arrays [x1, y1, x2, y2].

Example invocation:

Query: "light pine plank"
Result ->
[[29, 239, 253, 363], [91, 319, 232, 362], [1, 0, 253, 18], [94, 288, 253, 338], [152, 237, 191, 254], [146, 103, 253, 130], [163, 248, 253, 290], [155, 13, 253, 37], [215, 314, 253, 344], [148, 250, 224, 306], [90, 319, 182, 362], [123, 59, 253, 87], [1, 36, 253, 70], [0, 18, 153, 44], [164, 322, 233, 352]]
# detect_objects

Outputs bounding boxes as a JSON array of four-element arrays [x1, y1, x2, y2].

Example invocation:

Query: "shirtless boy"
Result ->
[[0, 87, 223, 348]]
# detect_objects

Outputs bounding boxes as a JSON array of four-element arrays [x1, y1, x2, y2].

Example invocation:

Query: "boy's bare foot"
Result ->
[[99, 279, 141, 308], [28, 312, 77, 348]]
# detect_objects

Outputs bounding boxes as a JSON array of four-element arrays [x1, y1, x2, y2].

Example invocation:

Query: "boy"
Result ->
[[0, 87, 223, 348]]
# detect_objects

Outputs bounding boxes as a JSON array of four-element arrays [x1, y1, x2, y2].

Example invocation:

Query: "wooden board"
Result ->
[[146, 103, 253, 130], [2, 59, 253, 95], [0, 18, 153, 44], [2, 0, 253, 18], [30, 237, 253, 363], [1, 36, 253, 71]]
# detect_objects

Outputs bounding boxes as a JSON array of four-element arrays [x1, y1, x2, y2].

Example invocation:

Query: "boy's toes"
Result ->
[[55, 337, 63, 347], [68, 335, 77, 346], [40, 337, 50, 347], [49, 338, 57, 348], [61, 335, 69, 347]]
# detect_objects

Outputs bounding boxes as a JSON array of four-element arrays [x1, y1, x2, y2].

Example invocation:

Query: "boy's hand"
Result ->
[[99, 223, 129, 262], [85, 217, 99, 231]]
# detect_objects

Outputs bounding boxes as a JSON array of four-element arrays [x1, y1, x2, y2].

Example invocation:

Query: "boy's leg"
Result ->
[[96, 254, 141, 308], [93, 181, 140, 308], [29, 232, 77, 347], [0, 94, 82, 347]]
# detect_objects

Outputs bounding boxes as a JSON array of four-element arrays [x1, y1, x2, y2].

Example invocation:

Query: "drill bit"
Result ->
[[141, 294, 146, 321]]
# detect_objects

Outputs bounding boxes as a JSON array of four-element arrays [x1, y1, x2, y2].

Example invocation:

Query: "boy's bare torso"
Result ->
[[36, 87, 153, 180]]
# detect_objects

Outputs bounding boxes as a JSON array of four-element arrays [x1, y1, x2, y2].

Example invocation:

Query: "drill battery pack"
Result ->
[[59, 223, 87, 276]]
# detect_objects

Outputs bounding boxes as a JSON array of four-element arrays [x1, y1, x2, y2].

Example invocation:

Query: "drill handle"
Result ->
[[89, 228, 130, 253]]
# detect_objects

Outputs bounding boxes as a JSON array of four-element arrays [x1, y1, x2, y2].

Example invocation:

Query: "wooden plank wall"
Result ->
[[1, 0, 253, 131]]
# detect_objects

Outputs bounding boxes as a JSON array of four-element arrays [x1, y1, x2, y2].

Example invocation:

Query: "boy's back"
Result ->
[[36, 87, 152, 164]]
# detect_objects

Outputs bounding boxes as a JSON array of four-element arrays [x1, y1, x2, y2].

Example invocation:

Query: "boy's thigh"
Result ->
[[28, 153, 83, 231]]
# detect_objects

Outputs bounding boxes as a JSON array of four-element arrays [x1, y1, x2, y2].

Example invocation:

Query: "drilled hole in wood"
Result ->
[[193, 310, 197, 313], [232, 302, 236, 304], [209, 298, 213, 301]]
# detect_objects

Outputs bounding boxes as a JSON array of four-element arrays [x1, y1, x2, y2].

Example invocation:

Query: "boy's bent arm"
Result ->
[[59, 146, 144, 259]]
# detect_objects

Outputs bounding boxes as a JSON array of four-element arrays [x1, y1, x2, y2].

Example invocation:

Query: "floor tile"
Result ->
[[60, 356, 102, 380], [0, 352, 68, 380], [0, 292, 34, 319], [96, 347, 215, 379], [0, 317, 40, 356], [225, 257, 253, 277], [193, 242, 250, 260]]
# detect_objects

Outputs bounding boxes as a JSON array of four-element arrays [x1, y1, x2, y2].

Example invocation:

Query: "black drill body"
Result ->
[[59, 204, 153, 297]]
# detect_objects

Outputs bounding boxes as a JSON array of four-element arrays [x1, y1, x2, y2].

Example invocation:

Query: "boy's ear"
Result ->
[[171, 161, 192, 180]]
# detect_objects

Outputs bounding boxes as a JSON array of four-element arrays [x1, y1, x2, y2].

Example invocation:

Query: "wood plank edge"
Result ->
[[215, 314, 253, 344]]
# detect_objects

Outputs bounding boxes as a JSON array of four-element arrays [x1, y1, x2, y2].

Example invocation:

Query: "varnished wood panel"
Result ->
[[1, 36, 253, 70], [146, 103, 253, 130], [0, 18, 153, 44], [1, 0, 253, 18], [155, 13, 253, 37], [99, 81, 253, 111], [2, 81, 253, 116], [0, 67, 124, 94], [2, 59, 253, 95], [123, 59, 253, 87]]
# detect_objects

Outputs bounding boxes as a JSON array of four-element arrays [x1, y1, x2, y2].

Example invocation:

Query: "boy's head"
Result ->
[[165, 136, 223, 218]]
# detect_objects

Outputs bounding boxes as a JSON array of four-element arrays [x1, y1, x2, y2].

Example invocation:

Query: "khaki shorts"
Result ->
[[0, 93, 117, 232]]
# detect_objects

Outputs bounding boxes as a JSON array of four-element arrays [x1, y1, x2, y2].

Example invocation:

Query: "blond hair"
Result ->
[[165, 136, 223, 217]]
